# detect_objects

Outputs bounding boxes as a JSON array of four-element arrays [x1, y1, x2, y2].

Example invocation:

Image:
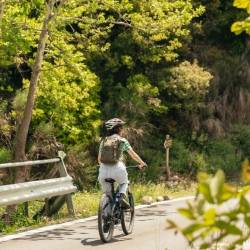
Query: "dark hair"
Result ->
[[106, 125, 122, 136]]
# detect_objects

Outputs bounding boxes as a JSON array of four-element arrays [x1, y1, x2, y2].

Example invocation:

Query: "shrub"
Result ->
[[205, 139, 240, 176], [66, 144, 98, 191], [190, 151, 208, 172], [0, 147, 11, 163], [166, 61, 213, 104], [170, 140, 191, 174], [143, 148, 165, 181], [231, 124, 250, 159]]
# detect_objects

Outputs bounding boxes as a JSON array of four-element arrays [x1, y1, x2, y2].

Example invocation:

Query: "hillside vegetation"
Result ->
[[0, 0, 249, 189]]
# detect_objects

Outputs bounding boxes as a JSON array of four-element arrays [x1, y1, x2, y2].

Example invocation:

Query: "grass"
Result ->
[[0, 181, 196, 235]]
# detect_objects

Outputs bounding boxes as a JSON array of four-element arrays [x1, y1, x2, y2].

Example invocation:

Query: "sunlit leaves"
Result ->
[[178, 208, 196, 220], [210, 170, 225, 203], [234, 0, 250, 11], [35, 60, 100, 144], [198, 181, 214, 203], [77, 0, 205, 63], [203, 208, 216, 226], [232, 0, 250, 34], [167, 168, 250, 250], [241, 159, 250, 183], [231, 19, 250, 35], [127, 0, 204, 62], [0, 0, 103, 146], [0, 1, 44, 66], [165, 61, 213, 105]]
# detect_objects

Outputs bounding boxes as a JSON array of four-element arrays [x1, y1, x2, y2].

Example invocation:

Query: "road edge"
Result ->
[[0, 195, 194, 243]]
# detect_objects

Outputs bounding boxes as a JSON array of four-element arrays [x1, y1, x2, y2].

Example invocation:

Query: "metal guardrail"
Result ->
[[0, 151, 77, 216]]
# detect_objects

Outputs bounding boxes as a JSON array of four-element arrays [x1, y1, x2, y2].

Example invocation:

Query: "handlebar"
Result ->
[[126, 165, 147, 170], [126, 165, 140, 169]]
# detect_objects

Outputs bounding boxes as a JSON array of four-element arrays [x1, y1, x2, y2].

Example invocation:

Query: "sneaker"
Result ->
[[120, 193, 130, 209]]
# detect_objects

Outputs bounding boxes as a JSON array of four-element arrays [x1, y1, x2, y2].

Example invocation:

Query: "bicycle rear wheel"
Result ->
[[121, 192, 135, 235], [98, 194, 114, 243]]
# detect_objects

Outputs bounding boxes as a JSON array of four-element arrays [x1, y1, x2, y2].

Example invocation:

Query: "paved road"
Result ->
[[0, 198, 191, 250]]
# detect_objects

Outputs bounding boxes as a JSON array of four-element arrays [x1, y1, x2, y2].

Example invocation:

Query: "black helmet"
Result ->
[[105, 118, 125, 130]]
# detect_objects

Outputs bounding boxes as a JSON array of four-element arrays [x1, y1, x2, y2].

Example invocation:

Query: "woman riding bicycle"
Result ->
[[98, 118, 146, 208]]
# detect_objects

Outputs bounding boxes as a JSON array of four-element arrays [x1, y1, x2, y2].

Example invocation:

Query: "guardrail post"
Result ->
[[45, 198, 50, 216], [58, 151, 75, 217], [24, 202, 29, 217]]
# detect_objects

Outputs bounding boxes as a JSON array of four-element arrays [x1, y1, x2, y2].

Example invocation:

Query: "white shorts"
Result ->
[[98, 161, 128, 194]]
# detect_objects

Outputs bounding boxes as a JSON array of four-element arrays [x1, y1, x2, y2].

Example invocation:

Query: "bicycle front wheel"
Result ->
[[98, 194, 114, 243], [121, 192, 135, 235]]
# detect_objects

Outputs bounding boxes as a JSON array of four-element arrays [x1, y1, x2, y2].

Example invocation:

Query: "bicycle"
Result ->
[[98, 165, 140, 243]]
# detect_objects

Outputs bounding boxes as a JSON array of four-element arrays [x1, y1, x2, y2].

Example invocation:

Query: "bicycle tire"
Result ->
[[121, 192, 135, 235], [98, 194, 114, 243]]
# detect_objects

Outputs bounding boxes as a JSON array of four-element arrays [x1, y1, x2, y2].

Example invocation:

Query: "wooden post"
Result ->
[[164, 135, 172, 181]]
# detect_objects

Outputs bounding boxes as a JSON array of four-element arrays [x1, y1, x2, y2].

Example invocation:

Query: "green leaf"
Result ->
[[182, 223, 204, 236], [203, 208, 216, 226], [210, 170, 225, 204], [215, 221, 242, 235], [244, 216, 250, 227], [166, 219, 179, 230], [239, 195, 250, 213], [178, 208, 195, 220], [225, 225, 242, 235], [199, 182, 214, 203], [200, 242, 210, 249], [221, 184, 237, 201], [231, 22, 245, 35], [196, 198, 205, 215]]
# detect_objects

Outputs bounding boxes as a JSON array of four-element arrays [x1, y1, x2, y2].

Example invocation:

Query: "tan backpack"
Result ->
[[100, 135, 123, 164]]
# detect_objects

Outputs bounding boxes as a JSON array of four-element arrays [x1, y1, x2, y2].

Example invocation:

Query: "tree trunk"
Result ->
[[3, 1, 56, 221], [0, 0, 5, 23], [14, 0, 55, 181]]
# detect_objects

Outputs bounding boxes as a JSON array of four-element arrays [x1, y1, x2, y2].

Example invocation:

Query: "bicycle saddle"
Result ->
[[105, 178, 115, 183]]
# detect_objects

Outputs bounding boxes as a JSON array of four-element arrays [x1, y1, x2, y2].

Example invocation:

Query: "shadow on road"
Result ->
[[81, 233, 132, 246], [136, 204, 176, 218], [10, 227, 87, 242]]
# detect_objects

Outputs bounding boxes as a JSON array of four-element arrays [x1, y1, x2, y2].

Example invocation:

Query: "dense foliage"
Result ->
[[0, 0, 249, 188]]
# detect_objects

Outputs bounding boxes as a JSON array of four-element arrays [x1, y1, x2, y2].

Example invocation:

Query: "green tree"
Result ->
[[85, 0, 206, 144], [0, 0, 103, 158], [0, 0, 216, 188]]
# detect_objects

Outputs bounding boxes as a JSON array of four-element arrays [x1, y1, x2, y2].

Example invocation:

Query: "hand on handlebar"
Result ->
[[138, 162, 147, 170]]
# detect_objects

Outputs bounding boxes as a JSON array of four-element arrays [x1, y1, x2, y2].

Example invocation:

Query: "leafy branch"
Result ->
[[167, 161, 250, 249]]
